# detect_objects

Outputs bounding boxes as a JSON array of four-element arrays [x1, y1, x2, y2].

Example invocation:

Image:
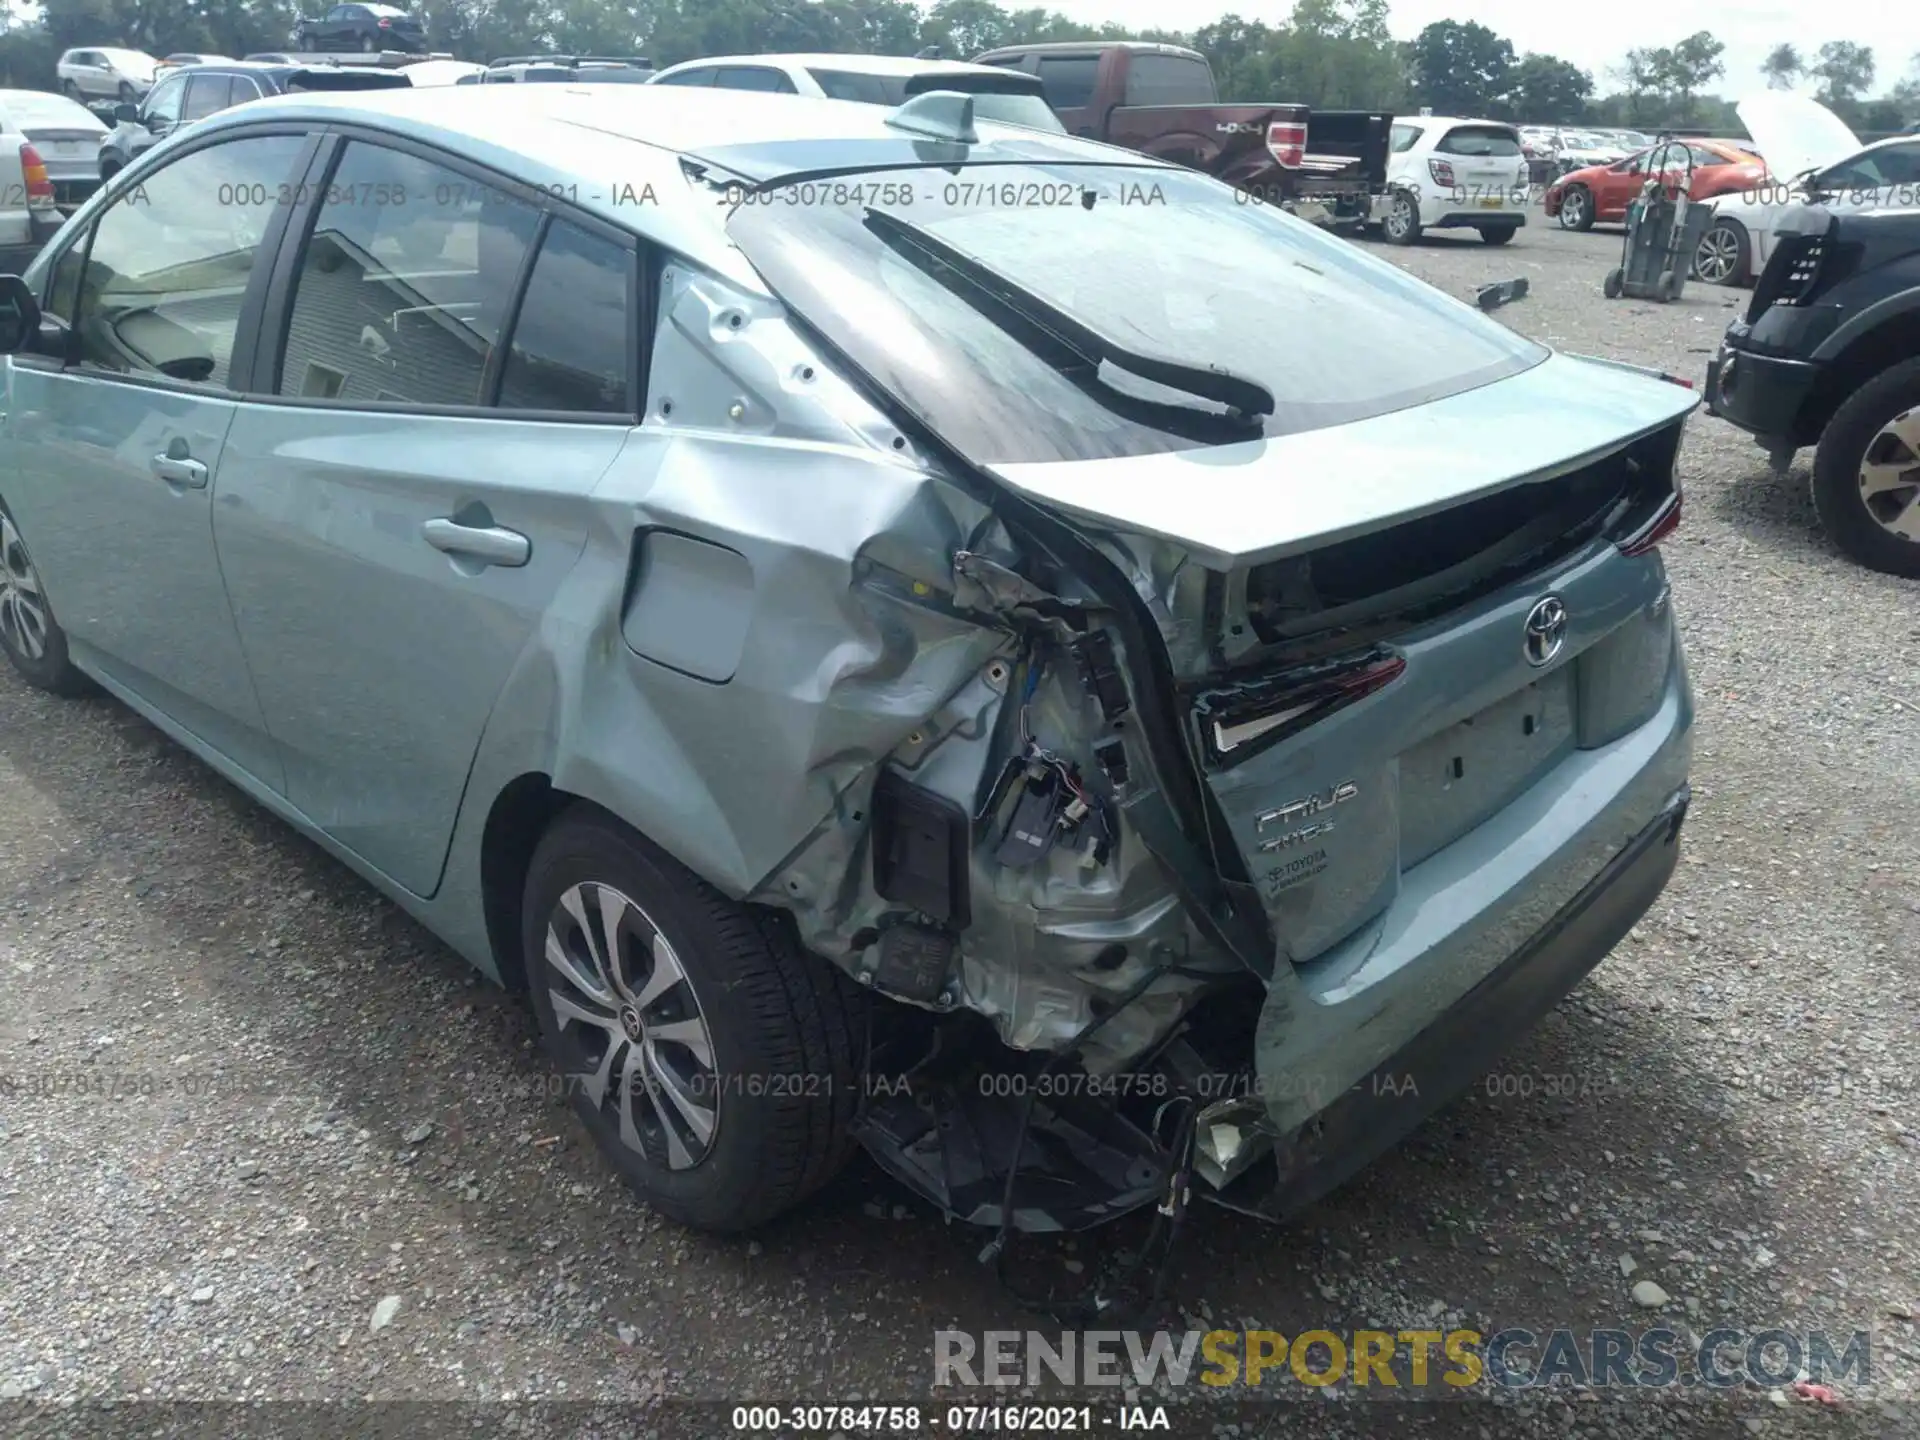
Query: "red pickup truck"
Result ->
[[970, 40, 1390, 227]]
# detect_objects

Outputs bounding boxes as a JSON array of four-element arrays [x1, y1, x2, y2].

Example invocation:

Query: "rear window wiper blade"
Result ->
[[861, 205, 1275, 420]]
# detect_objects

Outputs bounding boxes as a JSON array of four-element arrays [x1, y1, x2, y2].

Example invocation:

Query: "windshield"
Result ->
[[726, 163, 1545, 464]]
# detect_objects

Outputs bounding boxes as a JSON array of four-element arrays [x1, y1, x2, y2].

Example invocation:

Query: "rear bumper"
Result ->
[[1703, 341, 1819, 452], [1217, 781, 1688, 1220]]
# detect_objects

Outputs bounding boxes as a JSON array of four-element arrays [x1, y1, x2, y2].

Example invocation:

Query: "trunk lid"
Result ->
[[1735, 92, 1861, 182], [981, 351, 1696, 569]]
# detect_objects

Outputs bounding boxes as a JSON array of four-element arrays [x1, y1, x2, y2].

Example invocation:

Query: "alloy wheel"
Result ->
[[1694, 223, 1740, 283], [1386, 196, 1413, 239], [1559, 191, 1587, 228], [542, 881, 719, 1171], [1858, 409, 1920, 542], [0, 510, 49, 662]]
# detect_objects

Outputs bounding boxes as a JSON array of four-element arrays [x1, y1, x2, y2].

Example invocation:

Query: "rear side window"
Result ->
[[496, 220, 633, 414], [808, 69, 901, 105], [1389, 123, 1422, 153], [1121, 54, 1214, 107], [275, 142, 540, 406], [653, 68, 715, 86], [728, 164, 1546, 464], [182, 75, 234, 121], [1435, 125, 1520, 157], [1035, 55, 1097, 109]]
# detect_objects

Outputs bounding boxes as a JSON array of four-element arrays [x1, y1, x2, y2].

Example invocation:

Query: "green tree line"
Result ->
[[1, 0, 1914, 134]]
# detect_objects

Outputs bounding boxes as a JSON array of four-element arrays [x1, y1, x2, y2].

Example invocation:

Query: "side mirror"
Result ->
[[114, 101, 139, 123], [0, 274, 42, 353]]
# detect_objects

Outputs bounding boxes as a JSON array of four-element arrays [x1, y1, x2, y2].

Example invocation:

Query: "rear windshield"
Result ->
[[727, 164, 1545, 464], [1436, 125, 1521, 157], [1122, 54, 1215, 107], [1, 92, 102, 128]]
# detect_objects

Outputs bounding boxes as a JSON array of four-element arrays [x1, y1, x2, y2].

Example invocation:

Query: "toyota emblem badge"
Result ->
[[1523, 595, 1568, 667]]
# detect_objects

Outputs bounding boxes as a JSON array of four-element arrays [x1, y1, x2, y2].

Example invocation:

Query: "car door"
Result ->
[[1592, 152, 1645, 220], [212, 135, 637, 896], [2, 128, 317, 785]]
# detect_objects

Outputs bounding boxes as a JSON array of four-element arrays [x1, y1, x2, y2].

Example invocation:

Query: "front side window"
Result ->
[[496, 219, 633, 414], [275, 142, 539, 406], [182, 75, 234, 122], [1035, 55, 1097, 109], [728, 163, 1546, 464], [72, 133, 308, 386], [144, 75, 188, 125]]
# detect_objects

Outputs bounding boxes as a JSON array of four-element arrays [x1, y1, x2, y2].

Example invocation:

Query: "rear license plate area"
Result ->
[[1398, 670, 1575, 868]]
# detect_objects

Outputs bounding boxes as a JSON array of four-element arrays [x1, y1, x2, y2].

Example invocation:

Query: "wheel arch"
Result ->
[[1798, 307, 1920, 449]]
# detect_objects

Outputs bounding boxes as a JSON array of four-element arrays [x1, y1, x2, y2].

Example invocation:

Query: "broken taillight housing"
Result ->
[[18, 144, 53, 209], [1193, 648, 1406, 765], [1265, 121, 1305, 169], [1617, 489, 1682, 556], [1427, 158, 1456, 188]]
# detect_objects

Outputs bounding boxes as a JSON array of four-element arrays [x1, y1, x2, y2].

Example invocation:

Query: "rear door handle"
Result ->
[[150, 452, 208, 488], [421, 517, 530, 568]]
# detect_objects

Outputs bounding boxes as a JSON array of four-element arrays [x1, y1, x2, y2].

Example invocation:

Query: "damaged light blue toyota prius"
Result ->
[[0, 82, 1696, 1238]]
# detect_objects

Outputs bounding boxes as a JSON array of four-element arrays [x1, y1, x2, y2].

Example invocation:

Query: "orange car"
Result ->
[[1545, 139, 1765, 230]]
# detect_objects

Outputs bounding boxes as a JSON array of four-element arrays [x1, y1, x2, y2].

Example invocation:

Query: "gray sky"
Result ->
[[1046, 0, 1920, 101]]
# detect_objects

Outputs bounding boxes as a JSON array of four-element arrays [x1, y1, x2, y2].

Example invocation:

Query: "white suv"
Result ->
[[1376, 116, 1532, 246], [56, 47, 158, 103], [648, 53, 1064, 132]]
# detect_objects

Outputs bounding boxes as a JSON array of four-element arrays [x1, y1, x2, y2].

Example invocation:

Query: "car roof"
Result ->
[[1393, 116, 1514, 130], [184, 84, 1162, 284], [655, 53, 1017, 79]]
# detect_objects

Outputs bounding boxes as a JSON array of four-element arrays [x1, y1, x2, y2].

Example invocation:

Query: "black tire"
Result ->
[[99, 157, 121, 181], [1558, 185, 1595, 231], [60, 79, 80, 100], [1602, 267, 1625, 299], [1811, 358, 1920, 578], [1692, 216, 1750, 286], [1383, 189, 1421, 246], [522, 805, 864, 1231], [359, 33, 378, 52], [1478, 224, 1517, 246], [1657, 269, 1678, 302], [116, 81, 134, 102], [0, 496, 90, 696]]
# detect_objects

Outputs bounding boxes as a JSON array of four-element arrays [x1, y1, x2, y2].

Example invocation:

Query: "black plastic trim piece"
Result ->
[[871, 768, 972, 930]]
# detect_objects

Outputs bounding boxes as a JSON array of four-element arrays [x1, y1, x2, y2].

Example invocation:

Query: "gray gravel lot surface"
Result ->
[[1, 220, 1917, 1439]]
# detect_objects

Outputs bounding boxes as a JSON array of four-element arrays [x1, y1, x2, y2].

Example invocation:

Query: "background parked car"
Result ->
[[1546, 138, 1765, 231], [0, 90, 108, 211], [293, 4, 427, 53], [648, 52, 1059, 129], [56, 48, 157, 103], [98, 61, 411, 177], [471, 55, 654, 84], [1377, 115, 1530, 245], [1694, 94, 1920, 287]]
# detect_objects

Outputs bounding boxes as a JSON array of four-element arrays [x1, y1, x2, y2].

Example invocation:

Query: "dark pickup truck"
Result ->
[[971, 40, 1389, 226]]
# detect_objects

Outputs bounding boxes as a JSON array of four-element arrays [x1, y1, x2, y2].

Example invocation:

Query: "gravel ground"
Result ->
[[2, 220, 1917, 1439]]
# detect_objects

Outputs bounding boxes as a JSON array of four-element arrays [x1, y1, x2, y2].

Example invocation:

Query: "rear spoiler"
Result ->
[[286, 67, 413, 91], [486, 54, 652, 69], [901, 71, 1046, 98]]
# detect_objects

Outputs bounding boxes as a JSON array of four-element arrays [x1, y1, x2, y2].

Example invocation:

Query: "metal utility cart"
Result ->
[[1602, 138, 1713, 303]]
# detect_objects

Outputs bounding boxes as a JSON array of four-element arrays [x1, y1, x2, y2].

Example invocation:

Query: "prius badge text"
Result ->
[[1255, 780, 1358, 852]]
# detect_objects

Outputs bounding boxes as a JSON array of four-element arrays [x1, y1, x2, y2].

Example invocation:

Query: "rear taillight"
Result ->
[[1427, 157, 1456, 188], [19, 144, 54, 209], [1265, 120, 1305, 169], [1618, 490, 1682, 556]]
